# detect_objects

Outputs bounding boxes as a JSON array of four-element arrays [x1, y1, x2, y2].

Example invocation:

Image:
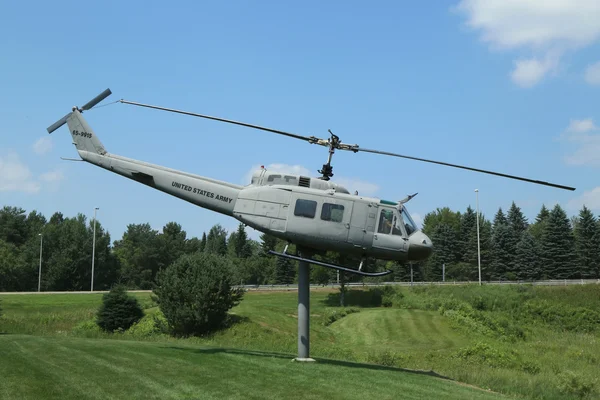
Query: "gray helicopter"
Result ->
[[47, 89, 575, 277]]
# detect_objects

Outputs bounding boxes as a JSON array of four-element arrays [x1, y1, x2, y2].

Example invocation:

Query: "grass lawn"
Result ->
[[1, 284, 599, 399], [0, 335, 506, 400]]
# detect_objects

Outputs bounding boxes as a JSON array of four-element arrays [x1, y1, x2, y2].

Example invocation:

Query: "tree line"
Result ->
[[0, 202, 598, 291]]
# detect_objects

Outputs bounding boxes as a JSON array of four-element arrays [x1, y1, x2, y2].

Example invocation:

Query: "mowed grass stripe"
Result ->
[[0, 335, 508, 400], [331, 309, 467, 353]]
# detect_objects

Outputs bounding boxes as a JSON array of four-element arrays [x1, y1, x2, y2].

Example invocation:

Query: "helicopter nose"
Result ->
[[407, 231, 433, 261]]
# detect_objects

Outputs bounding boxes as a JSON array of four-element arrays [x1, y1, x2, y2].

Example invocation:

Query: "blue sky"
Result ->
[[1, 0, 599, 242]]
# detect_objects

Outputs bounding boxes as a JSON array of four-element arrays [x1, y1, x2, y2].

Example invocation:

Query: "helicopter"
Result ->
[[47, 89, 576, 277]]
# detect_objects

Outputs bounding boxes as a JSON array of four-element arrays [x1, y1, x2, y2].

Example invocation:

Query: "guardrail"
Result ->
[[1, 279, 598, 295]]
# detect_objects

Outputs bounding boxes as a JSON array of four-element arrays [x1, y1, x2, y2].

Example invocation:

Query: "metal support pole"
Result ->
[[91, 207, 99, 292], [475, 189, 481, 286], [410, 263, 413, 286], [443, 263, 445, 282], [295, 248, 315, 362], [38, 234, 43, 292]]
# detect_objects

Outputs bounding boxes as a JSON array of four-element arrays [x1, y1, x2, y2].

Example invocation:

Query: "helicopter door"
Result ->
[[319, 199, 353, 243], [372, 208, 408, 253]]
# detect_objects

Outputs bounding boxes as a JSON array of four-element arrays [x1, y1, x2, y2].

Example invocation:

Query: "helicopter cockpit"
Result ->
[[377, 206, 418, 237]]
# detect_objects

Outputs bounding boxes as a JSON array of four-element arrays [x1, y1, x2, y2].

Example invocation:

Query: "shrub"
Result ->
[[556, 371, 596, 399], [323, 307, 360, 326], [125, 312, 168, 338], [96, 285, 144, 332], [154, 253, 244, 336]]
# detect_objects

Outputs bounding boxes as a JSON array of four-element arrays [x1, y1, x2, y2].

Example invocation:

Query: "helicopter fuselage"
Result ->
[[51, 105, 432, 266]]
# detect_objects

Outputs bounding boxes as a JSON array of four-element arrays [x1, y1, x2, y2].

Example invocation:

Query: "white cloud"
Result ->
[[0, 153, 41, 193], [32, 137, 53, 155], [584, 61, 600, 85], [455, 0, 600, 87], [333, 178, 380, 196], [567, 118, 597, 133], [243, 163, 380, 196], [562, 118, 600, 166], [510, 55, 558, 87], [39, 169, 65, 183], [568, 187, 600, 210]]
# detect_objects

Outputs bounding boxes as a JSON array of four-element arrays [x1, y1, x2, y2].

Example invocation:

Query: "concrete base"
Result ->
[[293, 357, 316, 362]]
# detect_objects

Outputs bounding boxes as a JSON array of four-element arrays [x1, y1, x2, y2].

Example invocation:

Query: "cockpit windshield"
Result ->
[[401, 206, 418, 236]]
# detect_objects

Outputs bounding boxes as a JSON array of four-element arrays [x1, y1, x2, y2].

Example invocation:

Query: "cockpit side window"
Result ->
[[377, 209, 394, 234]]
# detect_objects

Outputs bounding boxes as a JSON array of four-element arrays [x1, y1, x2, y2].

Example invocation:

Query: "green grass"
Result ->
[[0, 335, 505, 400], [1, 284, 600, 399]]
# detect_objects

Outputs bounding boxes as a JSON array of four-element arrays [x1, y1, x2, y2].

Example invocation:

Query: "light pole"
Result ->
[[91, 207, 99, 292], [38, 233, 43, 292], [475, 189, 481, 285]]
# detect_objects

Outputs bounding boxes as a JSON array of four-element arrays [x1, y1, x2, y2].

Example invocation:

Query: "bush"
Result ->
[[96, 286, 144, 332], [154, 253, 244, 336]]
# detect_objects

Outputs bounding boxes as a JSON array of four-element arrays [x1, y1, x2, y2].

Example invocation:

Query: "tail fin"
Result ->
[[66, 110, 108, 156], [46, 89, 112, 158]]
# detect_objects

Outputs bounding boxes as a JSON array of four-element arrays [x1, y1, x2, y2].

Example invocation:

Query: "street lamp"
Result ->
[[91, 207, 99, 292], [475, 189, 481, 286], [38, 233, 43, 292]]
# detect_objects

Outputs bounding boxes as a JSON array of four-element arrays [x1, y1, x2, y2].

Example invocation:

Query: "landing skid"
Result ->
[[268, 251, 392, 277]]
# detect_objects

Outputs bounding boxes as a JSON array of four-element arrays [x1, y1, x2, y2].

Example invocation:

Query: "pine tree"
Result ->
[[274, 256, 295, 284], [459, 206, 478, 264], [506, 202, 528, 276], [493, 207, 507, 227], [540, 204, 576, 279], [205, 224, 227, 256], [573, 206, 600, 278], [490, 224, 512, 280], [199, 232, 207, 252], [234, 224, 252, 258], [259, 233, 278, 257], [530, 205, 550, 241], [424, 223, 456, 281], [515, 231, 540, 280]]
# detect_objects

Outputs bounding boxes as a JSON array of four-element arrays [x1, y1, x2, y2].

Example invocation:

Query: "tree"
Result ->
[[493, 207, 507, 228], [156, 222, 187, 269], [424, 223, 457, 281], [506, 202, 528, 276], [490, 224, 511, 280], [540, 204, 576, 279], [274, 256, 295, 284], [259, 233, 278, 256], [515, 231, 540, 280], [113, 223, 161, 289], [0, 206, 28, 246], [573, 206, 600, 279], [530, 205, 550, 241], [459, 206, 478, 264], [199, 232, 207, 252], [233, 224, 252, 258], [154, 253, 244, 336], [96, 285, 144, 332], [204, 224, 227, 256]]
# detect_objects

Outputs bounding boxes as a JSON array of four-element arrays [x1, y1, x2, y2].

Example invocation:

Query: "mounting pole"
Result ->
[[295, 247, 315, 362]]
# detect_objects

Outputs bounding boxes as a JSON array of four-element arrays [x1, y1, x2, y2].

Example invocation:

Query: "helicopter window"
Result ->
[[321, 203, 344, 223], [377, 209, 394, 234], [284, 175, 297, 183], [294, 199, 317, 218], [401, 207, 417, 236], [267, 174, 281, 182], [391, 214, 404, 236]]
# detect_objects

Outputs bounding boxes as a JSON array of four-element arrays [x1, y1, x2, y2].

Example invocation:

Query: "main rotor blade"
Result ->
[[119, 100, 319, 143], [81, 88, 112, 111], [354, 147, 576, 191]]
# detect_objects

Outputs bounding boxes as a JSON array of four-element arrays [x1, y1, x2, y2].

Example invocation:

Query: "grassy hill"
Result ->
[[1, 284, 600, 399]]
